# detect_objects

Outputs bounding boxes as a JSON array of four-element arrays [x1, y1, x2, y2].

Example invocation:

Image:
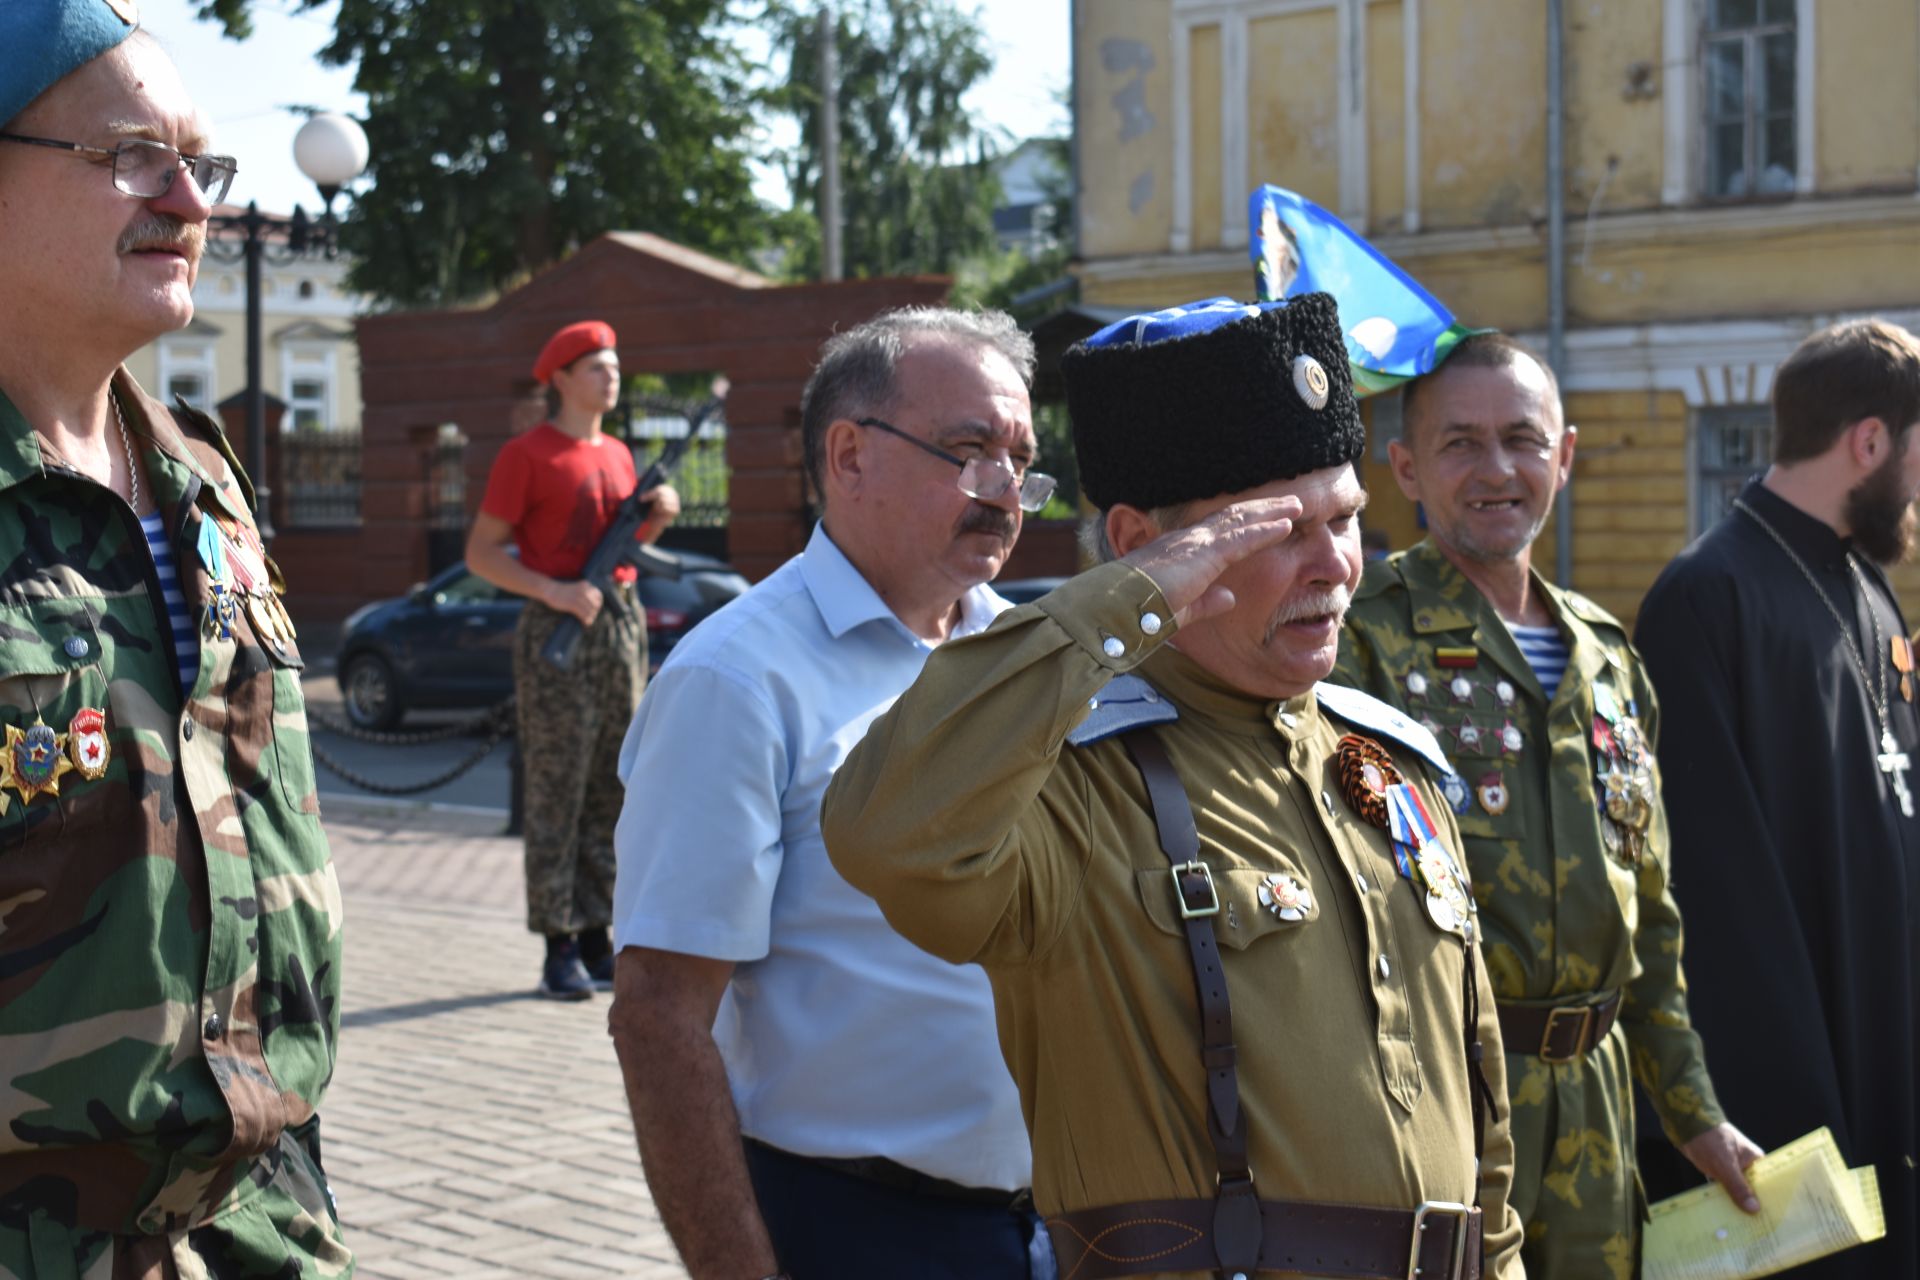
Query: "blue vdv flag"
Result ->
[[1250, 184, 1476, 396]]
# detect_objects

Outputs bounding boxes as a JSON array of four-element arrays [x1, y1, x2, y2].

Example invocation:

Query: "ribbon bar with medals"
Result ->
[[1385, 783, 1475, 940]]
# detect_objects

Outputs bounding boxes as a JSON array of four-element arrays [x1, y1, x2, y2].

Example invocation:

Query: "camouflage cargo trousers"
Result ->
[[1505, 1026, 1643, 1280], [513, 591, 646, 936], [0, 1121, 352, 1279]]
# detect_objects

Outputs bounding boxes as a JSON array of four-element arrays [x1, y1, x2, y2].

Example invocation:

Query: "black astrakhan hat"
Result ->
[[1061, 292, 1363, 511]]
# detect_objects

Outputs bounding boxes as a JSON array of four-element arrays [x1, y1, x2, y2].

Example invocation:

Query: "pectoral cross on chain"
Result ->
[[1880, 730, 1915, 818]]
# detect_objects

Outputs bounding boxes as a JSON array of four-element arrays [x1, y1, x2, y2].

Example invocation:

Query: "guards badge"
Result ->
[[68, 708, 111, 780]]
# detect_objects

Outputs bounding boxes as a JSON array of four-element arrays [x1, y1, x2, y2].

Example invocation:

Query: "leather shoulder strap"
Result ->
[[1119, 728, 1261, 1277]]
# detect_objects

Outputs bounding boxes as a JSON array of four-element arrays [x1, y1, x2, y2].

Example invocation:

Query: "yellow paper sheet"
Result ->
[[1643, 1128, 1886, 1280]]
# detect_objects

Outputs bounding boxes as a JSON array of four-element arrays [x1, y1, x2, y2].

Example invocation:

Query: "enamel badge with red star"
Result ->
[[68, 708, 111, 781]]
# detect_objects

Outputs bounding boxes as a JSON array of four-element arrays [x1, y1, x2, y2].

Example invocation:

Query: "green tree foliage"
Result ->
[[199, 1, 770, 307], [768, 0, 1001, 280]]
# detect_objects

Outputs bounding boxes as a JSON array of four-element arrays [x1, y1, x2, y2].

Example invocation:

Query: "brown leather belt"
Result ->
[[1047, 1197, 1483, 1280], [1496, 990, 1621, 1063]]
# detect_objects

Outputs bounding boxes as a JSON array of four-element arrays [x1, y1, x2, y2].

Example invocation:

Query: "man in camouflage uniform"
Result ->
[[1333, 332, 1758, 1277], [0, 4, 353, 1276]]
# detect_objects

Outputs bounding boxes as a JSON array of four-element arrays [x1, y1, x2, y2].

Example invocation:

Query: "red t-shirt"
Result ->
[[479, 423, 641, 581]]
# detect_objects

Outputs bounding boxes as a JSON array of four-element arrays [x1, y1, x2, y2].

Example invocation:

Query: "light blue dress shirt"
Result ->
[[613, 522, 1033, 1191]]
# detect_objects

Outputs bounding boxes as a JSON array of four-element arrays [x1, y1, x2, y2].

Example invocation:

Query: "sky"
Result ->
[[135, 0, 1072, 217]]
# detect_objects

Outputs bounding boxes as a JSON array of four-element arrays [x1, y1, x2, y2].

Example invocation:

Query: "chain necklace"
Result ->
[[1734, 497, 1913, 816], [109, 390, 139, 512]]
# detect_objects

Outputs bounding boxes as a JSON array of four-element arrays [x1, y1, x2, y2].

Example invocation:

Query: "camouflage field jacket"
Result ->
[[0, 373, 343, 1237], [1334, 539, 1724, 1144]]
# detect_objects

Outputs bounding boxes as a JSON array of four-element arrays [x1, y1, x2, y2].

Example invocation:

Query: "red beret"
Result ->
[[532, 320, 617, 385]]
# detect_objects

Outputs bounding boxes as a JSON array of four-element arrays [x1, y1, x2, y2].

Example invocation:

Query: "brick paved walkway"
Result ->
[[321, 798, 688, 1279]]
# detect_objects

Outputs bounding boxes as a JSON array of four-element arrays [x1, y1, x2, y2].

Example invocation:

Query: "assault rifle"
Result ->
[[539, 395, 723, 672]]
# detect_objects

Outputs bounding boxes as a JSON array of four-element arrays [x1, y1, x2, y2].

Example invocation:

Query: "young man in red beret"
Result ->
[[466, 320, 681, 998]]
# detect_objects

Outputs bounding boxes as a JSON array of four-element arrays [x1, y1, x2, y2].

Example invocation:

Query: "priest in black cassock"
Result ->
[[1634, 318, 1920, 1280]]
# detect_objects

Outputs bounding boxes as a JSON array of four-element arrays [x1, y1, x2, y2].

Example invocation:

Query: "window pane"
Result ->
[[1762, 31, 1795, 114], [167, 374, 205, 406], [1710, 121, 1749, 196], [291, 378, 325, 401], [1706, 39, 1747, 119], [1760, 115, 1796, 190], [1710, 0, 1758, 30], [1761, 0, 1795, 24]]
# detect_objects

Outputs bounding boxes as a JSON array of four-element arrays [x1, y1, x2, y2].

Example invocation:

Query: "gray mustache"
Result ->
[[118, 215, 204, 258], [959, 506, 1017, 540]]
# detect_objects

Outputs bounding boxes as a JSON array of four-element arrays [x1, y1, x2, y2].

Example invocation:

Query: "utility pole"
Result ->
[[820, 1, 843, 281]]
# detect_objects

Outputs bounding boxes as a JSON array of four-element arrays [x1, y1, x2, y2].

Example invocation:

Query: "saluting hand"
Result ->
[[1118, 496, 1302, 629], [1681, 1122, 1766, 1214]]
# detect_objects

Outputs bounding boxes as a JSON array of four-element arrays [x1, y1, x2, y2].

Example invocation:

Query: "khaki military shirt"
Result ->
[[1335, 540, 1723, 1144], [0, 374, 347, 1257], [824, 563, 1524, 1280]]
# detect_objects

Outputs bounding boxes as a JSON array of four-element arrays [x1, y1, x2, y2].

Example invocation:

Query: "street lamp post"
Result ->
[[205, 112, 369, 546]]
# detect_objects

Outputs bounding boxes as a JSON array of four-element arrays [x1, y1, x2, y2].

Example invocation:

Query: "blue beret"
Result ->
[[0, 0, 139, 129]]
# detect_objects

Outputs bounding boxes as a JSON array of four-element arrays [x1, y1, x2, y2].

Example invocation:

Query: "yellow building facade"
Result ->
[[1072, 0, 1920, 620]]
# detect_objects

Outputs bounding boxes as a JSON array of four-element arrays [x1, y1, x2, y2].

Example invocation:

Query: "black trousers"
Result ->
[[744, 1140, 1053, 1280]]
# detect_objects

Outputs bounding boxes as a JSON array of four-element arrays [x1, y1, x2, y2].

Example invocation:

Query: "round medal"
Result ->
[[1425, 890, 1460, 934], [1501, 723, 1524, 753], [1406, 671, 1429, 698], [1450, 676, 1474, 703], [1335, 734, 1402, 830], [1496, 679, 1515, 705], [1257, 872, 1312, 921]]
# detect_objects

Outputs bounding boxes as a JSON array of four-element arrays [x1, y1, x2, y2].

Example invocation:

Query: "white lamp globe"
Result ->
[[293, 113, 369, 190]]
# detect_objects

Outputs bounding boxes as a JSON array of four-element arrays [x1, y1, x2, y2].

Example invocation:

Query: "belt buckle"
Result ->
[[1408, 1201, 1471, 1280], [1171, 860, 1220, 918], [1540, 1004, 1595, 1064]]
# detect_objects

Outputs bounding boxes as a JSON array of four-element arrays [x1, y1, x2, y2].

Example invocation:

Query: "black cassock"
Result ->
[[1633, 478, 1918, 1280]]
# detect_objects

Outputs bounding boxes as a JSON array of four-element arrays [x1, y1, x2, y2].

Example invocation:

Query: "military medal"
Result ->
[[1449, 675, 1475, 704], [1500, 721, 1524, 755], [6, 718, 74, 803], [1495, 679, 1515, 707], [1257, 872, 1313, 921], [1435, 646, 1478, 669], [1335, 734, 1402, 830], [1405, 671, 1429, 700], [67, 708, 110, 780], [1385, 783, 1474, 939], [1440, 770, 1471, 815], [1476, 772, 1509, 815], [1454, 717, 1483, 752], [208, 583, 238, 640]]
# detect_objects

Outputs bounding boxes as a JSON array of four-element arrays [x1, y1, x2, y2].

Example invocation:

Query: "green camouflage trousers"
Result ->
[[1506, 1027, 1643, 1280], [513, 592, 646, 936], [0, 1122, 352, 1280]]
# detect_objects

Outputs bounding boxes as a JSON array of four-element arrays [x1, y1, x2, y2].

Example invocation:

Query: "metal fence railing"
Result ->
[[281, 428, 362, 528]]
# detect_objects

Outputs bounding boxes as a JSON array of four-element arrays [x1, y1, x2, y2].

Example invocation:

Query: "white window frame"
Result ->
[[279, 342, 336, 433], [1663, 0, 1814, 206], [1171, 0, 1375, 252], [156, 337, 217, 414]]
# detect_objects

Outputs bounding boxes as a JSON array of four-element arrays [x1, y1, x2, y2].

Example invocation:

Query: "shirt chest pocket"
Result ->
[[0, 602, 114, 853], [1134, 861, 1320, 952], [212, 615, 318, 816]]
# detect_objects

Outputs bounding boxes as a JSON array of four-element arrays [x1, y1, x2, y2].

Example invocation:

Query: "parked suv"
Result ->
[[335, 551, 749, 730]]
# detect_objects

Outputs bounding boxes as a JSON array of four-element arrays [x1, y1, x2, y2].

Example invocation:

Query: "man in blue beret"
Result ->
[[824, 295, 1525, 1279], [0, 4, 354, 1276]]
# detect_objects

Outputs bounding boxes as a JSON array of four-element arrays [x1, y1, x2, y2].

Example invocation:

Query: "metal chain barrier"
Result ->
[[308, 700, 518, 797], [306, 698, 514, 745]]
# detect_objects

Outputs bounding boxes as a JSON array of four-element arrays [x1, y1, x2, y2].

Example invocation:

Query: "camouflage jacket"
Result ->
[[0, 373, 344, 1239], [1334, 539, 1723, 1143]]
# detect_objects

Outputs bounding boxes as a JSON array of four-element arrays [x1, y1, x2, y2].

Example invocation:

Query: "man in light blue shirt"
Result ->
[[608, 307, 1053, 1280]]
